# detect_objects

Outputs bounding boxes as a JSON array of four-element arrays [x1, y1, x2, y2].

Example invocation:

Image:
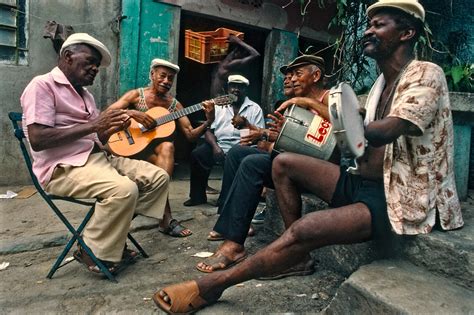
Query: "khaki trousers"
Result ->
[[45, 152, 169, 262]]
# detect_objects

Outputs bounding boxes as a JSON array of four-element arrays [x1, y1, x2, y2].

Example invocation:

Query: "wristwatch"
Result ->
[[260, 130, 269, 141]]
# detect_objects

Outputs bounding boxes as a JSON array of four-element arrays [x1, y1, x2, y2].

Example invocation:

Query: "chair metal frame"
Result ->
[[8, 112, 148, 282]]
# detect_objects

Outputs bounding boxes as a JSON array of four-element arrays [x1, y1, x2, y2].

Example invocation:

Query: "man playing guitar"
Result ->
[[108, 58, 215, 237]]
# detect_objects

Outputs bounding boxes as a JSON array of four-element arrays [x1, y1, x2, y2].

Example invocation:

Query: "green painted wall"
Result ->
[[261, 29, 298, 113], [119, 0, 180, 96]]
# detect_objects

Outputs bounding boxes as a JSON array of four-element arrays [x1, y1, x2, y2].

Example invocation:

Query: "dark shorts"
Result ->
[[330, 167, 391, 239]]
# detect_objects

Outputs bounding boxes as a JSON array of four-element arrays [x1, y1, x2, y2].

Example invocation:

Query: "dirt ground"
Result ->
[[0, 178, 344, 314]]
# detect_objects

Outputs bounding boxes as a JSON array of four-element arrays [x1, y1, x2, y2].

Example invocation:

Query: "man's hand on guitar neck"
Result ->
[[202, 100, 216, 127]]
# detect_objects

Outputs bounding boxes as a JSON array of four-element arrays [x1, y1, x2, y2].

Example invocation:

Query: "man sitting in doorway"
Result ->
[[184, 74, 265, 207]]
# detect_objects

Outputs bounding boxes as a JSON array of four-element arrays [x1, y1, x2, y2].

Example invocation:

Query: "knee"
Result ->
[[286, 219, 313, 244], [240, 154, 268, 175], [272, 153, 292, 179], [151, 167, 170, 187], [156, 142, 174, 157], [112, 177, 139, 201]]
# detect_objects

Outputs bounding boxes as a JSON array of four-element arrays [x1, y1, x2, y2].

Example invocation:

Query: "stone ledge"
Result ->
[[264, 189, 474, 287], [323, 260, 473, 314]]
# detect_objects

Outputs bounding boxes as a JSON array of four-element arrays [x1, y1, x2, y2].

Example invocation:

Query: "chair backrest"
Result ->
[[8, 112, 47, 194]]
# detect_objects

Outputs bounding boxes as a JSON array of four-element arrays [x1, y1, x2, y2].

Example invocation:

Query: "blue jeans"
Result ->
[[215, 145, 273, 245], [188, 142, 225, 202]]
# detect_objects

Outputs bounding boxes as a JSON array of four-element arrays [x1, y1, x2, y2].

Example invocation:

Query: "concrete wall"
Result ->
[[1, 0, 121, 185], [424, 0, 474, 65], [159, 0, 338, 42]]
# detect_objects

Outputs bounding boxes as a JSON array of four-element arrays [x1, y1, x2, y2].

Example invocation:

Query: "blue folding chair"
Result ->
[[8, 112, 148, 282]]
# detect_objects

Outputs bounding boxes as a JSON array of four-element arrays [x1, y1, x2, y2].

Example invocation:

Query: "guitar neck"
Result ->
[[155, 103, 203, 126]]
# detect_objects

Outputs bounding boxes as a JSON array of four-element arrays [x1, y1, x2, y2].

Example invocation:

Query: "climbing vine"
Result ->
[[287, 0, 473, 93]]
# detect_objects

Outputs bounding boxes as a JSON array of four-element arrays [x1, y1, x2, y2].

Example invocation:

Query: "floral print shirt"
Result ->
[[368, 60, 464, 235]]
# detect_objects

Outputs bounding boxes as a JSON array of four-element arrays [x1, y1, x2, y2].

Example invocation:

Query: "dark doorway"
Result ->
[[174, 11, 268, 161]]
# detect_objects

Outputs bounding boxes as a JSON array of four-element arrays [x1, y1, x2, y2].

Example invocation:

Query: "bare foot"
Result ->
[[196, 240, 246, 273]]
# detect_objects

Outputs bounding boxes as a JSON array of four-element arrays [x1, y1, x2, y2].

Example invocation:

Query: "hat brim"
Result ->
[[279, 65, 288, 74], [228, 81, 249, 86], [90, 45, 111, 68]]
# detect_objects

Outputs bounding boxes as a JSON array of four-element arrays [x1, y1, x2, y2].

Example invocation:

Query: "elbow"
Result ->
[[365, 130, 391, 147], [29, 140, 46, 152]]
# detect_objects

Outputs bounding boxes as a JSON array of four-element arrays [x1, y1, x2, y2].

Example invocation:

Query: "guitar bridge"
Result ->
[[124, 129, 135, 145]]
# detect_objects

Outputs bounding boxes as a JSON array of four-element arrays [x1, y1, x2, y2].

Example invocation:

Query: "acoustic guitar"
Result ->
[[107, 94, 237, 157]]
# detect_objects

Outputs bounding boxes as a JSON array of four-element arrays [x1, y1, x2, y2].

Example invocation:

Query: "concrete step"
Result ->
[[263, 189, 474, 288], [324, 259, 474, 314], [394, 208, 473, 289]]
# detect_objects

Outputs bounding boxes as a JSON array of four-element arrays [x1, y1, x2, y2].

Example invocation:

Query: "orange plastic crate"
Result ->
[[184, 27, 244, 64]]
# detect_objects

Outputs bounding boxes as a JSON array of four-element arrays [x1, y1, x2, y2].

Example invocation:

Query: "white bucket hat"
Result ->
[[60, 33, 112, 67], [367, 0, 425, 22]]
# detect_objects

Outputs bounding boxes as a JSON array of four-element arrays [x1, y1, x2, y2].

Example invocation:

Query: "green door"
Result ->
[[119, 0, 181, 96]]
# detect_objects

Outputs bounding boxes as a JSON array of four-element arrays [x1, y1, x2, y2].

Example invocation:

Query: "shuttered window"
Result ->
[[0, 0, 28, 65]]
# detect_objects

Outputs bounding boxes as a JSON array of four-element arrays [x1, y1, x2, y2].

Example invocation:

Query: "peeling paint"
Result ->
[[150, 37, 168, 44]]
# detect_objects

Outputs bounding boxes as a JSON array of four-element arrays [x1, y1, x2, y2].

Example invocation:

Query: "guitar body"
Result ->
[[107, 107, 176, 157]]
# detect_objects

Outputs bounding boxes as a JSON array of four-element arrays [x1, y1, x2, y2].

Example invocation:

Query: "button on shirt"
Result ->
[[21, 67, 101, 187], [366, 60, 464, 235], [211, 96, 265, 153]]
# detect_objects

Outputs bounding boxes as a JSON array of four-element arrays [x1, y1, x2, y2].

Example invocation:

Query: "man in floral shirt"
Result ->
[[152, 1, 464, 312], [367, 60, 464, 234]]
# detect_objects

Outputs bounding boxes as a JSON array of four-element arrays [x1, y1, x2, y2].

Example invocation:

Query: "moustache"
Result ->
[[361, 35, 378, 45]]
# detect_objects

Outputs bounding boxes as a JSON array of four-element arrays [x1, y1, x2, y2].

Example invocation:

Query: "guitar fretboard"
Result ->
[[154, 103, 203, 126]]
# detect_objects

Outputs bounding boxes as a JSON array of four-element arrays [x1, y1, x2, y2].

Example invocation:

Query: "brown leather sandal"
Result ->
[[73, 246, 120, 274]]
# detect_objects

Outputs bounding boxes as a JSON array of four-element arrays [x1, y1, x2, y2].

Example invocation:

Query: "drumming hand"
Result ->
[[276, 99, 295, 113], [267, 111, 285, 133], [257, 140, 273, 153], [202, 100, 215, 124], [129, 110, 156, 130], [268, 130, 279, 142]]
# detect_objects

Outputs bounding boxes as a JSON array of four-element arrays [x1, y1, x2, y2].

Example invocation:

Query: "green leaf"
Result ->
[[451, 66, 465, 85]]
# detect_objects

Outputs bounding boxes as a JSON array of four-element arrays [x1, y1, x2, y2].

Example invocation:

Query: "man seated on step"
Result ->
[[196, 55, 331, 275], [183, 74, 265, 207], [20, 33, 171, 274], [108, 58, 216, 237], [152, 1, 464, 312]]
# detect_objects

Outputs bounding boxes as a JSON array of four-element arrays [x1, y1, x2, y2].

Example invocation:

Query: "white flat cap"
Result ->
[[228, 74, 249, 86], [367, 0, 425, 22], [150, 58, 180, 73], [60, 33, 112, 67]]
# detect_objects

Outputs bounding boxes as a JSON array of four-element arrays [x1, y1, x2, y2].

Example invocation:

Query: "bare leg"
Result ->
[[148, 142, 192, 236], [159, 203, 372, 304], [272, 153, 340, 229]]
